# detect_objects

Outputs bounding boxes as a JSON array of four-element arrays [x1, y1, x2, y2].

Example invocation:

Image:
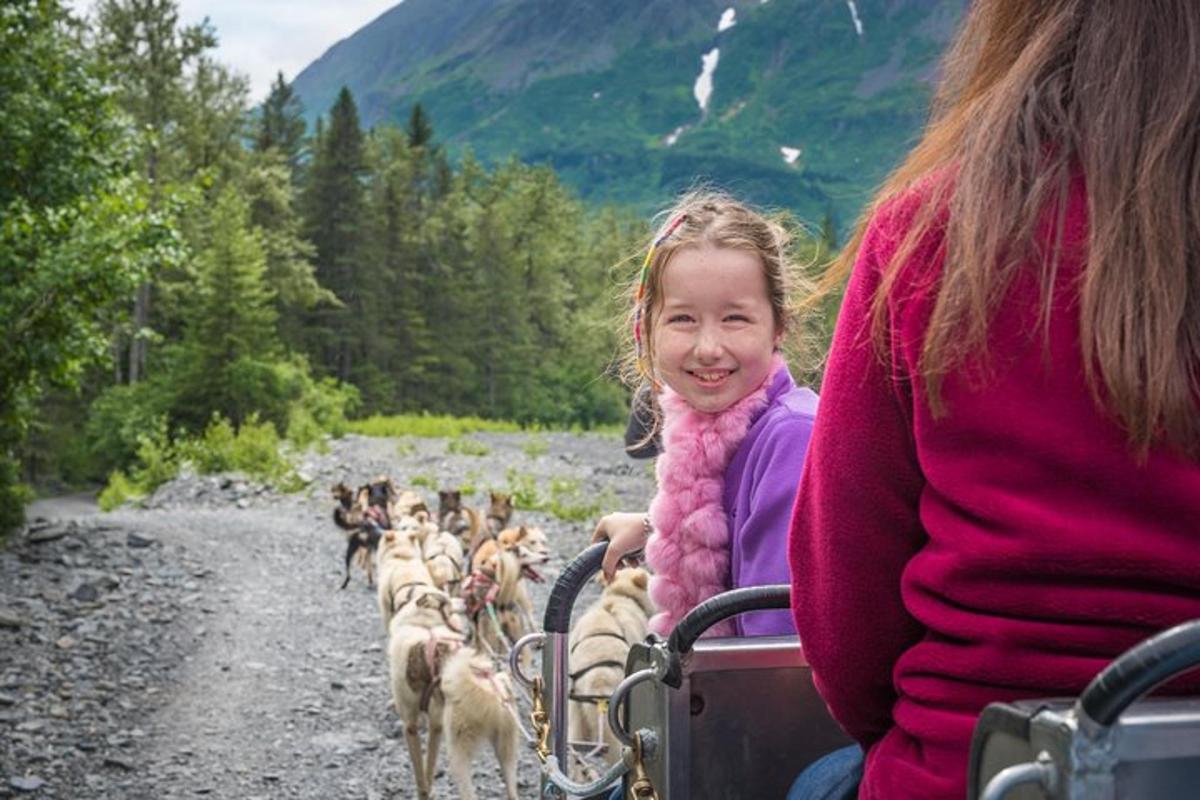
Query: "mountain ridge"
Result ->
[[292, 0, 966, 225]]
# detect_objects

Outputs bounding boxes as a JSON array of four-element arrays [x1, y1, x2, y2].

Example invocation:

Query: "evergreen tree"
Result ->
[[301, 87, 367, 382], [172, 188, 280, 428], [241, 151, 333, 353], [256, 71, 307, 173], [406, 103, 435, 150]]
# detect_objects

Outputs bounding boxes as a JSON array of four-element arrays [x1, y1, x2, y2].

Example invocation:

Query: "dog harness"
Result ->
[[568, 630, 633, 704]]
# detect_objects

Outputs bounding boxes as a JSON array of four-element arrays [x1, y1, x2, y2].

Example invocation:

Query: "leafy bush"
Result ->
[[97, 469, 142, 511], [503, 468, 542, 510], [128, 417, 180, 492], [446, 437, 490, 456], [85, 382, 172, 476], [99, 413, 302, 508]]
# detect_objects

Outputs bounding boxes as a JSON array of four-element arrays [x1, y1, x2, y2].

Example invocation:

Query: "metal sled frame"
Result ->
[[970, 619, 1200, 800], [512, 542, 849, 799]]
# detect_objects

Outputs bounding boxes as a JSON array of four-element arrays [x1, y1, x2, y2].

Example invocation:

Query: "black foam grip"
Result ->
[[1079, 618, 1200, 728], [667, 585, 791, 657], [542, 542, 608, 634]]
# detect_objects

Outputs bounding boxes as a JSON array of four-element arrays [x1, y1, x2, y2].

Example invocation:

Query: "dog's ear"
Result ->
[[631, 570, 649, 590], [518, 525, 528, 540], [415, 509, 430, 523]]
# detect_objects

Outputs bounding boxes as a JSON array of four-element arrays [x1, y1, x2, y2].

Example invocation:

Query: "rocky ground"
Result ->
[[0, 432, 655, 799]]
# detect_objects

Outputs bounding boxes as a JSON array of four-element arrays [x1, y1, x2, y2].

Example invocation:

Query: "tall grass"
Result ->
[[349, 413, 624, 438], [347, 413, 523, 438]]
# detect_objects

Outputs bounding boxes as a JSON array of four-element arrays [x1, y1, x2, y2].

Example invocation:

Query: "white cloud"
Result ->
[[66, 0, 403, 102], [717, 8, 736, 33], [780, 146, 801, 165]]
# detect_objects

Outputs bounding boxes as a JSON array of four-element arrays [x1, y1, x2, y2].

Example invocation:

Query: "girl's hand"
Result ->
[[591, 512, 651, 581]]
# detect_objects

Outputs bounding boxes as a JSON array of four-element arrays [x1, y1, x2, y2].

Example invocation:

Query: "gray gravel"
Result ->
[[0, 432, 654, 799]]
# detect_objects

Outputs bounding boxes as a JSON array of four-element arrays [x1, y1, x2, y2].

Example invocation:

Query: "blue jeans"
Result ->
[[786, 745, 863, 800]]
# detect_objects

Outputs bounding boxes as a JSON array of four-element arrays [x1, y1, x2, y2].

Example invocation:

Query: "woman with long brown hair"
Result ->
[[788, 1, 1200, 798]]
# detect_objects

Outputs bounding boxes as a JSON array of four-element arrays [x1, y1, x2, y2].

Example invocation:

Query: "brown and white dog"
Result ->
[[441, 647, 521, 800], [462, 491, 516, 557], [466, 526, 549, 655], [386, 585, 468, 800], [567, 567, 653, 767]]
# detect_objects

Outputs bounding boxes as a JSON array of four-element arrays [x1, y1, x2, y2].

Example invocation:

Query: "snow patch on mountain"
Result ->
[[694, 47, 720, 112], [846, 1, 864, 36]]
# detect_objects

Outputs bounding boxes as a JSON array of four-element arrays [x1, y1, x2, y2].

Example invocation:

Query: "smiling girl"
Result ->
[[593, 191, 818, 637]]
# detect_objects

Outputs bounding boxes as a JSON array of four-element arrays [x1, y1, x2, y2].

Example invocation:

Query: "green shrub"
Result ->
[[522, 437, 549, 459], [542, 477, 610, 522], [85, 382, 171, 475], [446, 437, 490, 456], [0, 456, 32, 540], [129, 417, 179, 492], [97, 469, 143, 511], [410, 474, 436, 489], [503, 468, 542, 511]]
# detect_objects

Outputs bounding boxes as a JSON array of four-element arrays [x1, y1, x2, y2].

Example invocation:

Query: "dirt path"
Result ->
[[1, 432, 654, 799]]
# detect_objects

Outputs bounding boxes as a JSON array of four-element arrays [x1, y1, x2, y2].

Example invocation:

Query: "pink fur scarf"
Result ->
[[644, 354, 784, 638]]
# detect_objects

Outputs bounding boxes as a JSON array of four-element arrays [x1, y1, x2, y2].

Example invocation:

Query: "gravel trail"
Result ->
[[1, 432, 654, 799]]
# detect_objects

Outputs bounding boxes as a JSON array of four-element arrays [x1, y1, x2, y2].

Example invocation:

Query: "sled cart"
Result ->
[[510, 542, 849, 799]]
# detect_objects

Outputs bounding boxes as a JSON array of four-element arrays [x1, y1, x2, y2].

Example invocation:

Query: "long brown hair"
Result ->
[[833, 0, 1200, 457]]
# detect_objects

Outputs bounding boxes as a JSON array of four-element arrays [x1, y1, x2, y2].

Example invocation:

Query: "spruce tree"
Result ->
[[256, 71, 307, 174], [301, 87, 367, 382]]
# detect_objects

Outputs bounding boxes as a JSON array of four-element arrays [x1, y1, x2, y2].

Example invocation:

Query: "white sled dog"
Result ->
[[567, 567, 654, 767], [441, 646, 521, 800]]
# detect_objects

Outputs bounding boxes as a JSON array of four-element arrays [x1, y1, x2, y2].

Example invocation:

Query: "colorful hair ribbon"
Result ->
[[634, 214, 687, 376]]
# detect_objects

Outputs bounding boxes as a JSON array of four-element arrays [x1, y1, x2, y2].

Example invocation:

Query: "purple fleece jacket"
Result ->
[[725, 366, 818, 636]]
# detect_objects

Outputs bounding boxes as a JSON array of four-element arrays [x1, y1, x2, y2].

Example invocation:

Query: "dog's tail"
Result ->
[[462, 507, 482, 539]]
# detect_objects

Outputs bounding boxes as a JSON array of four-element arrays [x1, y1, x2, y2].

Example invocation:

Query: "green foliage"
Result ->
[[97, 469, 142, 511], [497, 469, 612, 522], [99, 412, 301, 510], [129, 417, 180, 492], [348, 414, 522, 438], [255, 71, 307, 172], [0, 0, 176, 537], [446, 438, 491, 457], [502, 468, 542, 511], [410, 474, 437, 490], [522, 437, 549, 459]]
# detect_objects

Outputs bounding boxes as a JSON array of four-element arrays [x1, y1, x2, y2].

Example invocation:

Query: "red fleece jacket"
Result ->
[[788, 177, 1200, 799]]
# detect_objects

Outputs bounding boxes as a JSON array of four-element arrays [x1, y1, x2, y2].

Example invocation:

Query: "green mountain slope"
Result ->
[[292, 0, 965, 226]]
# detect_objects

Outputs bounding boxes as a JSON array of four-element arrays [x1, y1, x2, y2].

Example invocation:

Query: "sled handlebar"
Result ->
[[662, 584, 792, 689], [542, 541, 609, 634], [1078, 618, 1200, 729]]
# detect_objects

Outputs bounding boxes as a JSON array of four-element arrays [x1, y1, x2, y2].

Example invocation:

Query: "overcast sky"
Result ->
[[68, 0, 402, 102]]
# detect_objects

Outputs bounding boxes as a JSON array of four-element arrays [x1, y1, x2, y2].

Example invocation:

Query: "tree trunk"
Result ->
[[128, 281, 149, 383]]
